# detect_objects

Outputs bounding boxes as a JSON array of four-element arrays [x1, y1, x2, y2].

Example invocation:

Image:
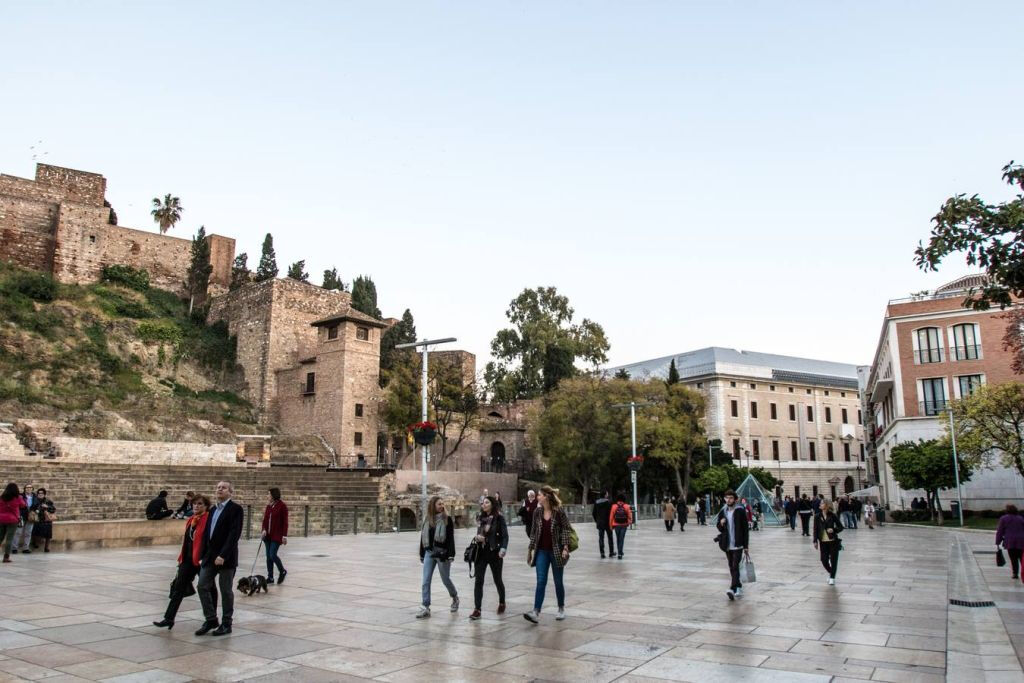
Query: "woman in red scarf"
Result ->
[[153, 494, 211, 629]]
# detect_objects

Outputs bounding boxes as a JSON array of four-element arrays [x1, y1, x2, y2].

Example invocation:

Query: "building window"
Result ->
[[354, 432, 363, 447], [752, 440, 760, 458], [789, 404, 796, 421], [958, 374, 984, 397], [809, 442, 817, 461], [921, 377, 947, 415], [812, 485, 819, 498], [732, 439, 741, 458], [304, 372, 315, 394], [730, 400, 738, 417], [794, 485, 801, 498], [770, 403, 777, 420], [843, 442, 851, 461], [915, 327, 943, 364], [857, 409, 862, 425], [356, 326, 370, 341], [327, 325, 339, 340], [952, 323, 980, 361], [806, 388, 812, 394], [730, 381, 736, 388], [355, 403, 364, 417], [770, 385, 776, 391], [860, 443, 865, 460], [772, 440, 780, 460], [749, 383, 756, 389], [841, 392, 846, 397], [696, 382, 703, 388], [750, 402, 758, 419], [788, 387, 794, 393], [807, 406, 814, 422], [825, 407, 832, 423], [791, 441, 799, 460], [824, 390, 830, 396], [89, 234, 96, 243], [827, 442, 834, 461], [841, 408, 848, 424]]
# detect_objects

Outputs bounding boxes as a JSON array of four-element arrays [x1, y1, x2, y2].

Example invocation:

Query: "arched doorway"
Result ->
[[490, 442, 506, 473], [844, 476, 855, 493], [398, 507, 418, 531]]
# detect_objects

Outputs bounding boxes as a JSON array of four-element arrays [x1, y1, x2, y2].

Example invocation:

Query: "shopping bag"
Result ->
[[744, 557, 757, 583], [997, 548, 1007, 567]]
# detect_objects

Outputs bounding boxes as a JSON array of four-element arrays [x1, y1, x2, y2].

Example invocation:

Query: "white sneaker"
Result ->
[[450, 596, 459, 612], [556, 608, 566, 621], [416, 605, 431, 618], [523, 610, 539, 624], [828, 578, 835, 586], [735, 587, 743, 597]]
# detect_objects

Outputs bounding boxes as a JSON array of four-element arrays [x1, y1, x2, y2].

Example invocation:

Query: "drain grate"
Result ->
[[949, 599, 996, 608]]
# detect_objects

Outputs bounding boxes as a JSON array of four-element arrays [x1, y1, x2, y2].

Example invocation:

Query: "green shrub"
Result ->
[[143, 287, 186, 317], [889, 509, 932, 522], [0, 377, 41, 404], [101, 265, 150, 291], [136, 320, 183, 344], [8, 271, 57, 302], [93, 286, 154, 319]]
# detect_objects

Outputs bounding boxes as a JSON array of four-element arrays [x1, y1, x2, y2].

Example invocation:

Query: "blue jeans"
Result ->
[[841, 511, 855, 529], [421, 551, 457, 607], [533, 549, 565, 611], [266, 541, 285, 578], [788, 513, 796, 530], [614, 526, 627, 557]]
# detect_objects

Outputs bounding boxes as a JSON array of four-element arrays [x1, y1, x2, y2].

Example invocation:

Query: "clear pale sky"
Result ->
[[3, 2, 1022, 369]]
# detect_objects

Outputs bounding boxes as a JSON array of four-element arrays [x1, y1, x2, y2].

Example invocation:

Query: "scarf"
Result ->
[[421, 513, 447, 550], [178, 511, 209, 566], [477, 512, 494, 544]]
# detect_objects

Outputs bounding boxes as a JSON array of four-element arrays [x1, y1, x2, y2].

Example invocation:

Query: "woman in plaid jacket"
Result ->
[[524, 486, 571, 623]]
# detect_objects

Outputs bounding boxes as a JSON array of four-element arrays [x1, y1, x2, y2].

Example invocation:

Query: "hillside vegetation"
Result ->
[[0, 263, 256, 442]]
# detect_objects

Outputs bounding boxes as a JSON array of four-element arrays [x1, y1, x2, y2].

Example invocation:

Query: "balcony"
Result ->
[[914, 348, 944, 364], [919, 399, 949, 417], [953, 344, 981, 361]]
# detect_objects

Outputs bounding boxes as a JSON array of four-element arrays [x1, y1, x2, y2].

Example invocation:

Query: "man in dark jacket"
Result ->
[[196, 481, 244, 636], [592, 491, 614, 558], [797, 494, 813, 536], [145, 491, 173, 520], [716, 489, 750, 600], [784, 496, 797, 531]]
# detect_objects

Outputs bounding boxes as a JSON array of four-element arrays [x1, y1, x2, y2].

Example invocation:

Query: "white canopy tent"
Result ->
[[847, 485, 880, 501]]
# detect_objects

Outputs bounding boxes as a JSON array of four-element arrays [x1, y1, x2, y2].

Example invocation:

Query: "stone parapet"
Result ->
[[51, 518, 184, 551], [51, 437, 238, 465]]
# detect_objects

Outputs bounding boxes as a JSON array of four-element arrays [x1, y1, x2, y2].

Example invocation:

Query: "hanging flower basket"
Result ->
[[409, 421, 438, 446], [627, 455, 644, 472]]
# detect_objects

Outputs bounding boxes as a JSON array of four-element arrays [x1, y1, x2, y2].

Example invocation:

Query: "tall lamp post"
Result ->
[[947, 404, 965, 527], [395, 336, 457, 520], [707, 441, 722, 524], [612, 401, 655, 528]]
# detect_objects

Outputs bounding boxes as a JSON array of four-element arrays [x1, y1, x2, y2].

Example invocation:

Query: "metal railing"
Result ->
[[953, 344, 981, 361], [919, 399, 949, 417], [914, 348, 944, 364]]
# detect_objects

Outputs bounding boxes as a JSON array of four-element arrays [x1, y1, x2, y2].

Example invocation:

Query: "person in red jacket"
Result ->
[[261, 488, 289, 584], [0, 483, 27, 563], [608, 494, 633, 560]]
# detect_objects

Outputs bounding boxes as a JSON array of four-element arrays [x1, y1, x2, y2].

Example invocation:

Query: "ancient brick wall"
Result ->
[[208, 280, 277, 418], [34, 164, 106, 205]]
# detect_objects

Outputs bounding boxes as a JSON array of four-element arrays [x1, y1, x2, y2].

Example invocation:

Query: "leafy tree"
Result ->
[[230, 253, 250, 291], [613, 368, 631, 380], [151, 194, 183, 234], [693, 465, 730, 495], [631, 380, 706, 497], [951, 382, 1024, 479], [379, 309, 417, 387], [186, 226, 212, 316], [254, 233, 278, 282], [322, 267, 345, 291], [666, 359, 680, 385], [286, 260, 309, 282], [889, 439, 974, 523], [485, 287, 609, 401], [351, 275, 381, 319]]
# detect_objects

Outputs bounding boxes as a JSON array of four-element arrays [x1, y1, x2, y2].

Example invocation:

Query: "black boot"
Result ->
[[211, 620, 232, 636], [152, 619, 174, 629], [194, 620, 219, 636]]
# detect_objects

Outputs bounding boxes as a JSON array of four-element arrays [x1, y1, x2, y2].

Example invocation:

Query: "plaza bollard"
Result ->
[[304, 505, 309, 537], [353, 505, 359, 535], [245, 505, 252, 540], [375, 505, 380, 534], [329, 506, 334, 536]]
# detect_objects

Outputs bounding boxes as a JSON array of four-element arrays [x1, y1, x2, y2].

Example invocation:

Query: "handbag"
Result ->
[[463, 541, 479, 577], [997, 548, 1007, 567], [744, 557, 757, 583], [568, 525, 579, 553]]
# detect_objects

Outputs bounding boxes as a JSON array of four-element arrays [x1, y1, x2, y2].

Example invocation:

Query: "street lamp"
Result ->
[[612, 401, 655, 527], [707, 441, 722, 524], [395, 336, 457, 520], [947, 403, 965, 527]]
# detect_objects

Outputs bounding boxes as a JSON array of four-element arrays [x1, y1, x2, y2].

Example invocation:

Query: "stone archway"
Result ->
[[398, 507, 418, 531], [844, 476, 855, 493], [490, 441, 506, 473]]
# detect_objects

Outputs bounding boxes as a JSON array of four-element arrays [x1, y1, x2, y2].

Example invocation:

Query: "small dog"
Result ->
[[237, 575, 269, 596]]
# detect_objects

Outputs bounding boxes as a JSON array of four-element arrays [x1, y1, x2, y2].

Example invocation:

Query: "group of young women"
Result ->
[[0, 482, 57, 560], [418, 485, 572, 623]]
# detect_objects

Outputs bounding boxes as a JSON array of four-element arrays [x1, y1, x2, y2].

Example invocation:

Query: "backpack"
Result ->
[[613, 503, 629, 525]]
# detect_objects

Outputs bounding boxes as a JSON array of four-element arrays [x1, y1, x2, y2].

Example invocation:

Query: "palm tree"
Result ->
[[151, 194, 183, 234]]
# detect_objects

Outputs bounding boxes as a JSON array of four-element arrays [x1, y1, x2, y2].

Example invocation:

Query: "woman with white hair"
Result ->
[[518, 490, 538, 538]]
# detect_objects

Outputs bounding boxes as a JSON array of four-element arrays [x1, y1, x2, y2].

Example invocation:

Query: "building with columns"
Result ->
[[610, 347, 868, 501]]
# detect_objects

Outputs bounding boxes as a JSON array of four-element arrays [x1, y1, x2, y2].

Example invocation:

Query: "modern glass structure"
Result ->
[[735, 474, 784, 527]]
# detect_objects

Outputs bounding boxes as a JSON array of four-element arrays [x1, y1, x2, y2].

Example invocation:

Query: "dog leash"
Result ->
[[248, 538, 264, 578]]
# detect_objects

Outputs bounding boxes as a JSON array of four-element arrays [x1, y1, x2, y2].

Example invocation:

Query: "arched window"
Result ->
[[487, 411, 503, 418], [490, 442, 506, 472], [844, 476, 855, 493]]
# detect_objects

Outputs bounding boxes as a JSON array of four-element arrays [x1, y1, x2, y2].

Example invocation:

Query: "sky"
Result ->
[[2, 2, 1022, 371]]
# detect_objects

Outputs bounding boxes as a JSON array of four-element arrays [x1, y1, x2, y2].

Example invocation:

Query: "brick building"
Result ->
[[863, 275, 1024, 509], [0, 163, 234, 296], [610, 347, 869, 501]]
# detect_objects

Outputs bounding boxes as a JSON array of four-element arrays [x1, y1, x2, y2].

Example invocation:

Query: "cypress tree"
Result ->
[[667, 358, 680, 385], [254, 233, 278, 282]]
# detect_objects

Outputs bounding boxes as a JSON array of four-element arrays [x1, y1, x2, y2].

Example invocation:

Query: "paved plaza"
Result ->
[[0, 518, 1021, 682]]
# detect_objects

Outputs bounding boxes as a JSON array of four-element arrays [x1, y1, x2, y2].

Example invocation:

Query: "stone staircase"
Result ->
[[0, 430, 31, 459], [270, 434, 334, 466]]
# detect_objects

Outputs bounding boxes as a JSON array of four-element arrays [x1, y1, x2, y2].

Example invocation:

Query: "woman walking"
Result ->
[[813, 500, 844, 585], [662, 497, 676, 532], [261, 488, 289, 584], [30, 488, 56, 553], [470, 496, 508, 619], [996, 504, 1024, 579], [678, 498, 688, 532], [153, 495, 211, 629], [863, 501, 876, 530], [417, 496, 459, 618], [0, 483, 26, 563], [524, 486, 572, 624], [517, 490, 538, 538]]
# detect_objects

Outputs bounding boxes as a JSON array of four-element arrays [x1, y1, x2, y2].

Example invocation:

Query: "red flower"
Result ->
[[409, 421, 438, 432]]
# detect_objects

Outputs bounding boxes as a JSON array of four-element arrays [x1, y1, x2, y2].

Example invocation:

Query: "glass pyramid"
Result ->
[[735, 473, 784, 527]]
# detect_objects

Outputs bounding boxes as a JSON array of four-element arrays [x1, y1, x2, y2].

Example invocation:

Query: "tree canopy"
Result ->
[[230, 253, 250, 291], [351, 275, 381, 319], [666, 359, 680, 385], [380, 309, 417, 387], [254, 234, 278, 282], [150, 194, 183, 234], [484, 286, 609, 402], [286, 260, 309, 282], [322, 267, 345, 291], [186, 226, 212, 315], [889, 439, 974, 519], [950, 382, 1024, 479]]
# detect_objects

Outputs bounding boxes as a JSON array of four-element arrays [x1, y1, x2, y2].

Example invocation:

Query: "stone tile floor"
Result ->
[[0, 518, 992, 682]]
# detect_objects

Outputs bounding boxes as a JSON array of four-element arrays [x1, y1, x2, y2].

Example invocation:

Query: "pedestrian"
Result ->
[[997, 504, 1024, 580], [494, 491, 503, 511], [417, 495, 459, 618], [518, 490, 538, 538], [609, 494, 633, 560], [837, 496, 853, 529], [195, 481, 243, 636], [813, 500, 844, 585], [662, 497, 676, 532], [863, 501, 876, 530], [696, 497, 707, 526], [524, 486, 571, 623], [0, 483, 26, 563], [470, 496, 508, 619], [715, 489, 750, 600], [261, 488, 288, 585], [678, 498, 688, 532], [29, 488, 56, 553], [146, 491, 174, 520], [592, 490, 614, 558], [797, 494, 813, 537], [784, 496, 797, 531], [153, 495, 212, 629], [173, 491, 195, 519], [851, 497, 862, 529], [12, 484, 34, 554], [479, 488, 489, 506]]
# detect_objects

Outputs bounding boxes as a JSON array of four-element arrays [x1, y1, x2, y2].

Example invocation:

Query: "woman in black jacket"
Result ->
[[813, 500, 844, 585], [470, 496, 508, 620], [417, 496, 458, 619]]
